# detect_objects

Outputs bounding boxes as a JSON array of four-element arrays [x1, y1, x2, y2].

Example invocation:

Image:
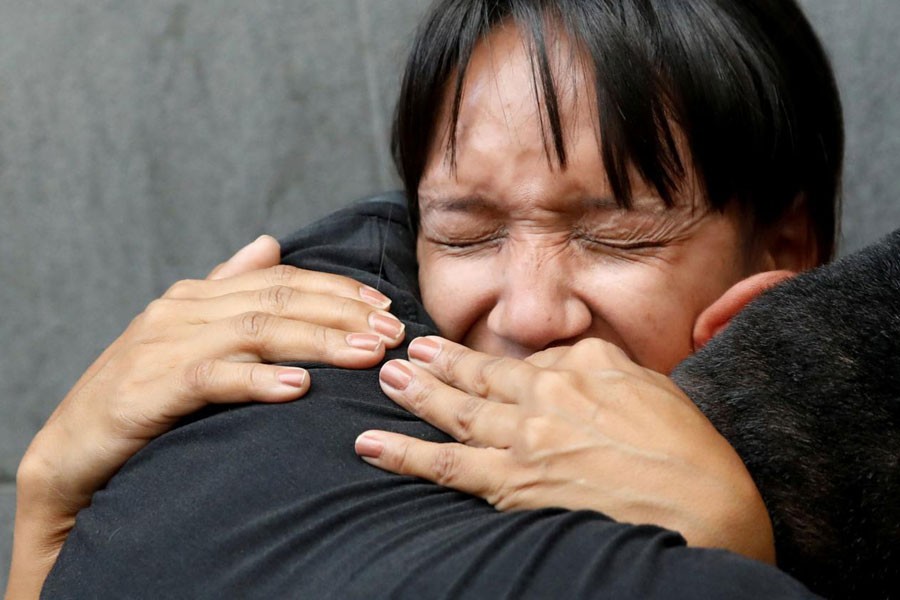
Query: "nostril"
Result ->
[[487, 294, 593, 353]]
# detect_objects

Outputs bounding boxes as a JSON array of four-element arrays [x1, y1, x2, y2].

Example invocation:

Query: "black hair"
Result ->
[[672, 229, 900, 598], [391, 0, 844, 261]]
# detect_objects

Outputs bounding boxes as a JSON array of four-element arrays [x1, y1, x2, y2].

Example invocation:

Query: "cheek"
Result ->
[[579, 268, 698, 373], [417, 249, 498, 342], [603, 245, 747, 373]]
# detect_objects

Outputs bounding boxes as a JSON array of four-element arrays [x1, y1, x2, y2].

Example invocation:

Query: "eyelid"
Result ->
[[579, 236, 662, 249], [573, 227, 666, 251], [426, 229, 507, 252]]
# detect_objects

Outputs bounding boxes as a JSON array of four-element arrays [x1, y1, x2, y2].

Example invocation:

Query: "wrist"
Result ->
[[7, 504, 73, 600], [679, 464, 775, 564], [16, 425, 90, 520]]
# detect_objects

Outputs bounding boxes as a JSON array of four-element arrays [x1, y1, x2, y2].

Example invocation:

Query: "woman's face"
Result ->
[[416, 26, 760, 374]]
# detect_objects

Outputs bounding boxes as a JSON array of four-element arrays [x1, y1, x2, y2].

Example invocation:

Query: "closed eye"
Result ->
[[578, 236, 665, 250], [425, 230, 507, 255], [572, 229, 670, 259]]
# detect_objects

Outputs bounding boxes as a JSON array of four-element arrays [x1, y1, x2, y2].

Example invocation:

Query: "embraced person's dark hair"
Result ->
[[392, 0, 844, 262], [672, 228, 900, 599]]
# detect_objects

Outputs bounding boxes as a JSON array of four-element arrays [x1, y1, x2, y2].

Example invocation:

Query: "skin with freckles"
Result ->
[[416, 25, 766, 373]]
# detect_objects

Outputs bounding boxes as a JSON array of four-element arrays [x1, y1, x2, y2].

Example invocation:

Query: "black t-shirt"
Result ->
[[42, 194, 818, 599]]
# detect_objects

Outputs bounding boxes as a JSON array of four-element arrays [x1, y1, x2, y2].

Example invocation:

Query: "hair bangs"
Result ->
[[392, 0, 842, 260]]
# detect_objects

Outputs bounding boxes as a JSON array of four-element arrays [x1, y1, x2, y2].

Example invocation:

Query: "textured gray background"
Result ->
[[1, 0, 898, 589]]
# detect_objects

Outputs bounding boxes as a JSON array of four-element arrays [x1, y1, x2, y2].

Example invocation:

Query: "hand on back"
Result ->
[[17, 234, 404, 539]]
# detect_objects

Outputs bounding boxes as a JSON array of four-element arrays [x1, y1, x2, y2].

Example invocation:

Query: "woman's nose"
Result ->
[[486, 254, 592, 352]]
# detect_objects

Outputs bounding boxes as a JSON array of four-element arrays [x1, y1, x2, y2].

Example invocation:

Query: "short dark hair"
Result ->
[[391, 0, 844, 262], [672, 229, 900, 598]]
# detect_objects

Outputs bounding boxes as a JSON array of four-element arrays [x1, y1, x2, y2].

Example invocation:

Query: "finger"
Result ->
[[406, 337, 537, 404], [168, 264, 392, 310], [524, 346, 573, 368], [354, 430, 509, 502], [551, 338, 645, 375], [207, 235, 282, 280], [181, 288, 405, 345], [199, 312, 389, 368], [175, 361, 311, 413], [379, 360, 519, 447]]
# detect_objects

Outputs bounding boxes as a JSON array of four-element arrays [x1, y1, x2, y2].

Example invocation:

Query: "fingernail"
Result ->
[[380, 360, 413, 390], [355, 433, 384, 459], [408, 337, 442, 363], [277, 368, 308, 388], [369, 311, 405, 339], [346, 333, 384, 352], [359, 286, 391, 309]]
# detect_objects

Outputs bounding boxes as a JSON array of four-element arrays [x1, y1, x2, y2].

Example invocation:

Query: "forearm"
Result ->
[[6, 508, 74, 600], [667, 464, 775, 564]]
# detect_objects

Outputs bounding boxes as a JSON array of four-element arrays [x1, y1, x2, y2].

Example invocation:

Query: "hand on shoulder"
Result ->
[[7, 234, 405, 600]]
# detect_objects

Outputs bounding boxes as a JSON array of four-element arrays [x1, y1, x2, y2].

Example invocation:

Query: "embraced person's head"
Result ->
[[389, 0, 843, 373], [672, 229, 900, 599]]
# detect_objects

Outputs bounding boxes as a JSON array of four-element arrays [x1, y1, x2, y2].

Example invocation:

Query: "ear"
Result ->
[[757, 194, 820, 272], [693, 270, 796, 350]]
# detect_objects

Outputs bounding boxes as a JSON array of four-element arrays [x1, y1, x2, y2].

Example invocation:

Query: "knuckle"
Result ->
[[246, 363, 269, 389], [440, 345, 466, 377], [430, 445, 461, 487], [236, 311, 271, 341], [393, 439, 413, 474], [518, 416, 554, 456], [183, 359, 217, 393], [571, 338, 627, 366], [570, 338, 605, 361], [595, 367, 629, 386], [335, 297, 358, 327], [603, 342, 630, 363], [266, 264, 296, 286], [309, 324, 331, 356], [141, 298, 176, 327], [480, 356, 507, 380], [454, 395, 484, 443], [164, 279, 200, 299], [574, 337, 606, 353], [404, 383, 430, 414], [531, 369, 573, 399], [492, 483, 528, 511], [469, 357, 504, 397], [261, 285, 296, 316]]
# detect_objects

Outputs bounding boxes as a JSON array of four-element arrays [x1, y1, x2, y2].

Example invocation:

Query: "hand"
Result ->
[[8, 235, 405, 599], [355, 337, 775, 564]]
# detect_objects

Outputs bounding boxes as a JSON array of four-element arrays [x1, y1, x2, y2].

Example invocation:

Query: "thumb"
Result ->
[[207, 235, 281, 280]]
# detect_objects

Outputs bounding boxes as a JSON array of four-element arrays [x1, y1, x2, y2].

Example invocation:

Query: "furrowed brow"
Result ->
[[419, 195, 496, 214]]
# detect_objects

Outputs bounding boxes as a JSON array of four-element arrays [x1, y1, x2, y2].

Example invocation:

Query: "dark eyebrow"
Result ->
[[418, 195, 495, 214], [417, 194, 640, 215]]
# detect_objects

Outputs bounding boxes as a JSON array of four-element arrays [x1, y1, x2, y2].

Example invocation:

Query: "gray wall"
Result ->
[[1, 0, 898, 589]]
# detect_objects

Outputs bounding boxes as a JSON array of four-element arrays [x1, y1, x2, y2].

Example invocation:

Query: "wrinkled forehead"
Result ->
[[439, 24, 591, 142], [428, 22, 599, 169], [421, 22, 702, 218], [422, 17, 691, 216]]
